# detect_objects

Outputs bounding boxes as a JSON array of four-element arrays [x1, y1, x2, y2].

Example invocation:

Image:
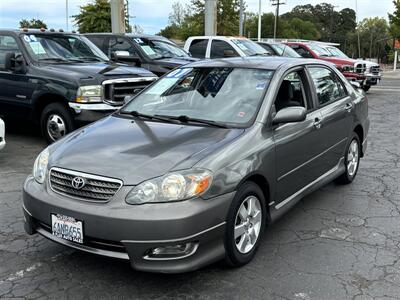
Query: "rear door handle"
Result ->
[[313, 118, 322, 129], [345, 103, 353, 112]]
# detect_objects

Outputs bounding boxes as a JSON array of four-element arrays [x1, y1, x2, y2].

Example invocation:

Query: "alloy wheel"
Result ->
[[347, 139, 359, 177], [47, 114, 66, 141]]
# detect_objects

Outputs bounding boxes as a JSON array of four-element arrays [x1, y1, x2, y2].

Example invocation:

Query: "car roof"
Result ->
[[85, 32, 168, 40], [183, 56, 325, 70], [0, 29, 79, 35]]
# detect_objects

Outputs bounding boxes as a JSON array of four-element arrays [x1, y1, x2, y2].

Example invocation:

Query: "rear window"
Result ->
[[189, 39, 208, 58]]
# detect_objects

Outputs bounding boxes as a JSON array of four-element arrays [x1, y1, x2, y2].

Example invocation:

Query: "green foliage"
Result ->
[[19, 19, 47, 29], [389, 0, 400, 39], [72, 0, 130, 33]]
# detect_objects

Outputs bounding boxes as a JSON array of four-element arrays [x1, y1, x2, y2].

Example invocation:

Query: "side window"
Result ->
[[210, 40, 239, 59], [290, 45, 313, 58], [188, 39, 208, 58], [87, 36, 106, 53], [109, 37, 137, 57], [308, 67, 347, 106], [0, 35, 21, 69], [274, 71, 309, 112]]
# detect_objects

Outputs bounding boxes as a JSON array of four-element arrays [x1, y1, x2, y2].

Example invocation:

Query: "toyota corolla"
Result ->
[[23, 57, 369, 273]]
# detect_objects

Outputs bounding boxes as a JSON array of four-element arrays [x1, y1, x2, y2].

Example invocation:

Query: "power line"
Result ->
[[271, 0, 286, 39]]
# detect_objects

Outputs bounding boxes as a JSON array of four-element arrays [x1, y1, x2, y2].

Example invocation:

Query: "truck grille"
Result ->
[[371, 65, 380, 75], [355, 63, 366, 74], [102, 77, 157, 106], [49, 168, 123, 202]]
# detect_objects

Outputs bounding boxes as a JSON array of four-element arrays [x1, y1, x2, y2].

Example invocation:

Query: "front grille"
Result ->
[[371, 65, 380, 75], [49, 168, 123, 202], [103, 77, 157, 106], [355, 63, 366, 74]]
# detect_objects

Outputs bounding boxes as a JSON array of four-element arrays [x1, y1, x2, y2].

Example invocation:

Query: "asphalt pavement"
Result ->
[[0, 73, 399, 300]]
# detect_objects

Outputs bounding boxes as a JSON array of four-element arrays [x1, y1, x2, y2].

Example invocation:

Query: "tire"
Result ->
[[335, 133, 361, 184], [224, 182, 266, 267], [363, 85, 371, 92], [40, 103, 75, 144]]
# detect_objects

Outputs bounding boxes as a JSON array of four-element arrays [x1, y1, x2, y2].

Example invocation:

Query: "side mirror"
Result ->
[[272, 106, 306, 125], [111, 51, 141, 67], [5, 52, 26, 73], [223, 49, 237, 57], [350, 81, 361, 90]]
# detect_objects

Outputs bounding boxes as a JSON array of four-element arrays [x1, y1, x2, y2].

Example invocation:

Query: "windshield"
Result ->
[[21, 34, 109, 62], [122, 67, 274, 127], [131, 37, 189, 59], [231, 39, 268, 56], [326, 46, 349, 59], [308, 44, 333, 57], [270, 44, 301, 58]]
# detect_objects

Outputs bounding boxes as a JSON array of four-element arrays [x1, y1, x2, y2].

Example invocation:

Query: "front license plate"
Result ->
[[51, 214, 83, 244]]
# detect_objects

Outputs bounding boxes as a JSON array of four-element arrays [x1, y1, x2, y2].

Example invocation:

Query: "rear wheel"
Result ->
[[40, 103, 75, 144], [224, 182, 266, 267], [336, 133, 361, 184]]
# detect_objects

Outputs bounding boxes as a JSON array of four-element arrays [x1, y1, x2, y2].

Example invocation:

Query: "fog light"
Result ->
[[144, 242, 198, 260]]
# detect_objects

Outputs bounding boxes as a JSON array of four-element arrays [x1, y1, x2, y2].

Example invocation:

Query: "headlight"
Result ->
[[76, 85, 102, 103], [341, 65, 354, 72], [33, 148, 49, 184], [126, 169, 212, 205]]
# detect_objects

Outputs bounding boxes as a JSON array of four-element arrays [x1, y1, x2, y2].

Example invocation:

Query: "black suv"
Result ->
[[0, 29, 157, 143], [85, 34, 197, 76]]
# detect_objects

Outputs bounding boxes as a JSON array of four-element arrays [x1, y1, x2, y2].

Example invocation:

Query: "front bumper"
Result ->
[[68, 103, 121, 124], [364, 72, 382, 86], [23, 176, 233, 273]]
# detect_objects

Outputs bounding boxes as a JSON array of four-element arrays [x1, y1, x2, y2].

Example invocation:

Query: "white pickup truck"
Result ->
[[0, 118, 5, 150]]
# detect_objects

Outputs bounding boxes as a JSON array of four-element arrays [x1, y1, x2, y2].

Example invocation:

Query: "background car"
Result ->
[[320, 44, 381, 92], [257, 41, 301, 58], [0, 29, 157, 143], [285, 42, 368, 88], [86, 33, 197, 76], [23, 57, 369, 273], [184, 36, 269, 59], [0, 117, 5, 150]]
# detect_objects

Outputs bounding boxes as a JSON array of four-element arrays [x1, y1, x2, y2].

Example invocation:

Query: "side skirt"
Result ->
[[269, 158, 345, 222]]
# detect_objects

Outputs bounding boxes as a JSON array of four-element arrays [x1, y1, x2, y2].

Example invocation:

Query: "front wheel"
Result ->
[[40, 103, 75, 144], [224, 182, 266, 267], [363, 85, 371, 92], [336, 133, 361, 184]]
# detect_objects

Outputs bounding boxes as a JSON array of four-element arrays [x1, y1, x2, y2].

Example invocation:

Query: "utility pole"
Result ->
[[257, 0, 262, 41], [110, 0, 126, 33], [126, 0, 129, 32], [65, 0, 69, 31], [271, 0, 285, 40], [356, 0, 361, 58], [329, 5, 339, 42], [205, 0, 217, 36], [239, 0, 244, 36]]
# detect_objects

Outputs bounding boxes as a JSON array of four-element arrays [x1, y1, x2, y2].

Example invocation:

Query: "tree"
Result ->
[[19, 19, 47, 29], [73, 0, 130, 33], [358, 17, 390, 59], [389, 0, 400, 39]]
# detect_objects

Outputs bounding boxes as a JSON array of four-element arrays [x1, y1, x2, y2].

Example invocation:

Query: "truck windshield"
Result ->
[[131, 37, 189, 59], [308, 44, 333, 57], [231, 39, 269, 56], [20, 34, 109, 62], [121, 67, 273, 127], [326, 46, 349, 59]]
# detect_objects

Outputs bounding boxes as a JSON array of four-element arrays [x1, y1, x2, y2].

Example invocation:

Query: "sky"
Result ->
[[0, 0, 395, 34]]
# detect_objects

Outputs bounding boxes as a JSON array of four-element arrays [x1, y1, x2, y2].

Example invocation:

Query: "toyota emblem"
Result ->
[[71, 177, 86, 190]]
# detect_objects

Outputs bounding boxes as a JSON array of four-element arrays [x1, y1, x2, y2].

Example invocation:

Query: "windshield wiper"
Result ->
[[74, 56, 106, 62], [120, 110, 177, 123], [38, 58, 69, 62], [155, 115, 229, 128]]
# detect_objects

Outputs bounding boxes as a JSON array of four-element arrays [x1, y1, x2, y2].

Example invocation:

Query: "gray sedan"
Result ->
[[23, 57, 369, 273]]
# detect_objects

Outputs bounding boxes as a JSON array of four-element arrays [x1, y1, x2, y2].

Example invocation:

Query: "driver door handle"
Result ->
[[313, 117, 322, 129]]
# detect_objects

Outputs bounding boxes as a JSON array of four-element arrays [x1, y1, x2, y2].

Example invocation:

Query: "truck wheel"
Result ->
[[362, 85, 371, 92], [40, 103, 75, 144], [224, 182, 266, 267]]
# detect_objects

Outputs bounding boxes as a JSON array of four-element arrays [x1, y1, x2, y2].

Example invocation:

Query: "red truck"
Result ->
[[285, 42, 367, 89]]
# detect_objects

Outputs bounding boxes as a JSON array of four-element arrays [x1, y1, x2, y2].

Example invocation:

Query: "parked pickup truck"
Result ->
[[0, 117, 5, 150], [285, 42, 368, 90], [0, 29, 157, 143], [85, 33, 197, 76], [184, 36, 269, 59], [320, 45, 381, 92]]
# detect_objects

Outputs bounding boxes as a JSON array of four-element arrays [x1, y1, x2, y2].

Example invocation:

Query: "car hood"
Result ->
[[356, 59, 379, 67], [49, 116, 244, 185], [41, 62, 155, 81]]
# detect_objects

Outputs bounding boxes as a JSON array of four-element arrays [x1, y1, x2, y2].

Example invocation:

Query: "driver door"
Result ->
[[273, 68, 326, 204]]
